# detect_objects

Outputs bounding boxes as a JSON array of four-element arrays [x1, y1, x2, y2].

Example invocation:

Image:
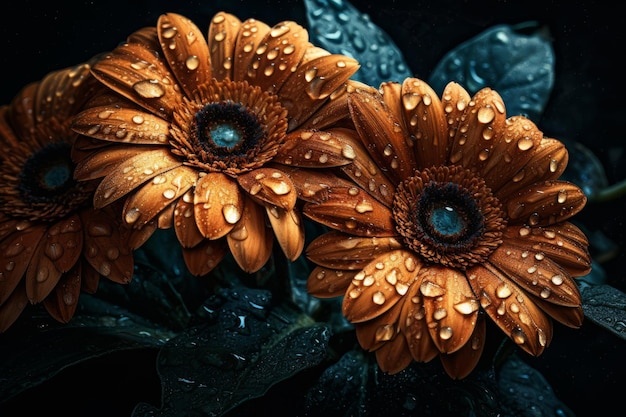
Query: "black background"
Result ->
[[1, 1, 624, 416]]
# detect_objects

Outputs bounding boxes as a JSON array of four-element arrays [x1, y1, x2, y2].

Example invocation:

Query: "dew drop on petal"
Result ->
[[222, 204, 241, 224]]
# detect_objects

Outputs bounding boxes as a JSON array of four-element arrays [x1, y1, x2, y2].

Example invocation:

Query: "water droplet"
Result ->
[[132, 79, 166, 99], [222, 204, 241, 224]]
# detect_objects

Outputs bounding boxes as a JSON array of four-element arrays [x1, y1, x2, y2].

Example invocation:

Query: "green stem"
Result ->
[[589, 177, 626, 203]]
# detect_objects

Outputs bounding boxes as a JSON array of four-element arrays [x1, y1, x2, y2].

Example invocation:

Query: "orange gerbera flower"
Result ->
[[70, 11, 359, 276], [300, 78, 592, 379], [0, 61, 151, 332]]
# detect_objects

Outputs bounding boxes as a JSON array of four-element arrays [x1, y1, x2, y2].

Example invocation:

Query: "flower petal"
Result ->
[[231, 17, 271, 82], [122, 165, 197, 228], [25, 238, 63, 303], [339, 131, 397, 207], [157, 13, 212, 97], [449, 87, 507, 172], [276, 128, 357, 168], [398, 278, 438, 363], [79, 209, 135, 284], [278, 54, 359, 130], [474, 115, 542, 193], [399, 78, 450, 168], [243, 20, 309, 93], [343, 249, 421, 323], [91, 40, 181, 119], [0, 225, 45, 304], [194, 173, 242, 239], [182, 238, 227, 277], [93, 148, 183, 209], [306, 231, 402, 270], [497, 136, 569, 198], [227, 196, 273, 273], [42, 213, 83, 274], [531, 297, 584, 328], [374, 332, 413, 374], [208, 12, 242, 82], [74, 144, 158, 181], [303, 185, 395, 237], [265, 205, 304, 261], [43, 263, 81, 323], [439, 312, 486, 380], [348, 86, 416, 184], [419, 266, 479, 354], [503, 223, 591, 276], [238, 167, 297, 210], [174, 190, 204, 248], [72, 106, 171, 145], [504, 180, 587, 226], [467, 263, 553, 357], [354, 297, 405, 351], [489, 240, 582, 307], [306, 266, 356, 298]]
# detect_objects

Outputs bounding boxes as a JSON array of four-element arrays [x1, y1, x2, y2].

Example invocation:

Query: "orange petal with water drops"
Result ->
[[354, 298, 404, 352], [374, 331, 413, 374], [398, 278, 438, 363], [489, 240, 582, 307], [122, 165, 197, 228], [238, 167, 297, 210], [0, 225, 46, 305], [306, 266, 356, 298], [93, 148, 183, 209], [72, 106, 171, 146], [531, 296, 584, 328], [342, 249, 421, 323], [504, 180, 587, 226], [503, 223, 591, 277], [265, 205, 304, 261], [0, 282, 28, 332], [231, 17, 271, 82], [182, 238, 228, 277], [276, 128, 357, 168], [496, 136, 569, 199], [401, 78, 450, 168], [80, 209, 134, 284], [157, 13, 212, 97], [418, 266, 479, 354], [91, 41, 181, 119], [242, 20, 308, 93], [194, 173, 243, 240], [306, 231, 402, 270], [42, 214, 83, 274], [467, 263, 553, 357], [449, 87, 507, 172], [472, 115, 542, 193], [439, 312, 486, 380], [227, 197, 273, 273], [207, 11, 242, 82], [174, 190, 204, 248], [278, 53, 359, 131], [348, 86, 416, 184], [25, 239, 64, 304], [43, 263, 81, 323], [303, 184, 395, 238], [73, 144, 156, 181]]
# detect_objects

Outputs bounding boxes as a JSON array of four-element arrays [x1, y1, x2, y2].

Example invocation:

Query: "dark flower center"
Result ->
[[170, 79, 288, 176], [0, 141, 95, 222], [20, 143, 75, 202], [393, 165, 506, 269], [196, 102, 264, 155], [418, 182, 483, 243]]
